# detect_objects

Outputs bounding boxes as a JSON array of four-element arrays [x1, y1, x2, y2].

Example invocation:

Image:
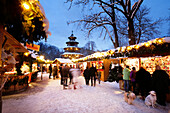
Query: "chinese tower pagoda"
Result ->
[[61, 31, 84, 59]]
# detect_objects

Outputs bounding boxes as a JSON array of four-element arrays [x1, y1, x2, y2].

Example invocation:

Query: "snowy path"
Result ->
[[2, 73, 170, 113]]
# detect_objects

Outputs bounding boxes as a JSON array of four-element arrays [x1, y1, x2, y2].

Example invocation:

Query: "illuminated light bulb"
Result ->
[[134, 45, 139, 49], [23, 3, 30, 10], [153, 39, 157, 43], [144, 42, 150, 47], [40, 55, 44, 60], [157, 38, 163, 44], [127, 46, 132, 51], [122, 48, 126, 52], [24, 52, 29, 56]]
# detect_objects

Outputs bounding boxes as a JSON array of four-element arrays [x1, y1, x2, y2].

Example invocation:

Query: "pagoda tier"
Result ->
[[61, 32, 84, 59]]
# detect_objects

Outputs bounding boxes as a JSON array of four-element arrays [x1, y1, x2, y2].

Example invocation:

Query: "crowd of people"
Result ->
[[116, 64, 169, 106], [48, 63, 170, 106], [49, 64, 100, 90]]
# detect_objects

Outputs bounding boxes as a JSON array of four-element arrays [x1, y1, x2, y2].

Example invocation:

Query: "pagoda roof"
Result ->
[[68, 31, 77, 40], [64, 46, 80, 48], [66, 41, 79, 44]]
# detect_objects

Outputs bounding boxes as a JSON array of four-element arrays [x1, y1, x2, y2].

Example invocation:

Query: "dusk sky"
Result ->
[[39, 0, 170, 51]]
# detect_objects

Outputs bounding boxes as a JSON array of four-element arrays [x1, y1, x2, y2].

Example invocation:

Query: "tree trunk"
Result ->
[[128, 19, 136, 45], [111, 6, 119, 48]]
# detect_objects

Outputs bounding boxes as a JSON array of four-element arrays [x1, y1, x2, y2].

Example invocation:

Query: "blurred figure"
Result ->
[[136, 67, 151, 100], [117, 65, 123, 89], [123, 65, 131, 92], [152, 65, 170, 106], [130, 67, 136, 94], [69, 65, 73, 85], [59, 64, 63, 85], [49, 64, 52, 79], [62, 64, 69, 89], [70, 67, 81, 89], [89, 64, 97, 87], [97, 71, 101, 84], [52, 66, 58, 80], [83, 66, 90, 85]]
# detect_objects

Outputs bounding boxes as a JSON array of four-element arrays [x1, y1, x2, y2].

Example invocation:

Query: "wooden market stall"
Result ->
[[0, 27, 29, 95]]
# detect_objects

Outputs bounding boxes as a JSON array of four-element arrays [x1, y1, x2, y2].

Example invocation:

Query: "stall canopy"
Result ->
[[2, 30, 28, 53], [53, 58, 73, 64]]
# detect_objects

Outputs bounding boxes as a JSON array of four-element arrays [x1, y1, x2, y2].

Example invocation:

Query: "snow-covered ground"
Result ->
[[2, 72, 170, 113]]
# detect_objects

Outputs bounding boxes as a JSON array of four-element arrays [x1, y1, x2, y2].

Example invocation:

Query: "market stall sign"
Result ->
[[26, 43, 40, 51]]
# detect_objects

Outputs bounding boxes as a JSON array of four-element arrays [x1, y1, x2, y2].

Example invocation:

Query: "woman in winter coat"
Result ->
[[152, 65, 170, 106], [136, 67, 151, 100], [130, 67, 136, 93]]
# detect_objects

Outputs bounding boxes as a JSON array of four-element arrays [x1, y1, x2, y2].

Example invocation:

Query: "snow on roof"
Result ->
[[164, 37, 170, 42], [54, 58, 72, 63], [62, 52, 84, 55]]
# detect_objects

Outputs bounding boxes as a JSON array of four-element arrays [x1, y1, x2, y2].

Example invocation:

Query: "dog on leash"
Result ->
[[145, 91, 157, 108], [124, 92, 136, 104]]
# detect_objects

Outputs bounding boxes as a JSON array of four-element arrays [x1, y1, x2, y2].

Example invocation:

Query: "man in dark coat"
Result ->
[[136, 67, 151, 100], [62, 64, 69, 89], [89, 64, 97, 87], [49, 64, 52, 79], [152, 65, 170, 106], [69, 65, 73, 85], [83, 66, 90, 85], [59, 64, 63, 85]]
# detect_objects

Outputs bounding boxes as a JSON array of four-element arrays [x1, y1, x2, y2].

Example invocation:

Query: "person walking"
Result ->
[[89, 64, 97, 87], [83, 66, 90, 85], [62, 64, 69, 89], [136, 67, 151, 100], [59, 64, 63, 85], [123, 65, 131, 92], [117, 65, 123, 89], [130, 67, 136, 94], [49, 64, 52, 79], [52, 66, 58, 80], [152, 65, 170, 106], [69, 65, 73, 85], [70, 67, 81, 89]]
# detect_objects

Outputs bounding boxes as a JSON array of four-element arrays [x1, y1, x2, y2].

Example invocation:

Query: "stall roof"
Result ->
[[2, 30, 28, 53], [53, 58, 73, 64]]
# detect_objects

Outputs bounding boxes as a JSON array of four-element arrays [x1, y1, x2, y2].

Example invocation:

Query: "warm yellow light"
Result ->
[[24, 52, 29, 56], [153, 39, 157, 43], [144, 42, 150, 47], [40, 55, 44, 60], [23, 3, 30, 10], [157, 38, 163, 44], [134, 45, 139, 49], [127, 46, 132, 51], [110, 50, 114, 54], [122, 48, 126, 52]]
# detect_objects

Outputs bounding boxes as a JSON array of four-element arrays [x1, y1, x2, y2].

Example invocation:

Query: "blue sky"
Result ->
[[39, 0, 170, 51]]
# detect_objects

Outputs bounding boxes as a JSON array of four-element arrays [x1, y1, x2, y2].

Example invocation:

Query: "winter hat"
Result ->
[[149, 91, 156, 96]]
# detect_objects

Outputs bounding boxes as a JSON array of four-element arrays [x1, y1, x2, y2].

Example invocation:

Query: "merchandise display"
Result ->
[[121, 58, 140, 71], [141, 56, 170, 74]]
